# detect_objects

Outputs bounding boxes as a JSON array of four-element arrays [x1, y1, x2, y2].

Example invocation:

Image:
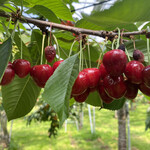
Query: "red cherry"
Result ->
[[45, 46, 56, 63], [142, 65, 150, 87], [53, 60, 64, 71], [98, 80, 114, 104], [103, 75, 126, 99], [103, 49, 127, 77], [0, 63, 15, 85], [133, 49, 144, 63], [125, 60, 144, 84], [74, 89, 90, 103], [72, 71, 89, 96], [124, 80, 138, 100], [99, 63, 107, 79], [139, 83, 150, 96], [13, 59, 31, 78], [30, 64, 53, 88], [82, 68, 101, 88]]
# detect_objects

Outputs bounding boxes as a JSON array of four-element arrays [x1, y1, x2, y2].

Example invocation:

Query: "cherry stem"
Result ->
[[53, 34, 60, 60], [49, 24, 53, 46], [79, 36, 82, 72], [125, 48, 131, 61], [18, 24, 23, 59], [11, 20, 19, 41], [116, 28, 120, 49], [69, 40, 77, 57], [40, 34, 46, 64], [133, 40, 136, 50], [112, 38, 116, 50], [147, 26, 150, 65], [87, 39, 91, 68]]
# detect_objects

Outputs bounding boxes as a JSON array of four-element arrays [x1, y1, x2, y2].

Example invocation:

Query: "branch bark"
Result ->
[[0, 10, 148, 39]]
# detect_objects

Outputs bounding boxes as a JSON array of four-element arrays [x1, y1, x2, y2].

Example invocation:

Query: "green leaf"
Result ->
[[24, 0, 73, 21], [0, 37, 12, 82], [85, 91, 102, 106], [27, 5, 60, 23], [103, 97, 126, 110], [2, 75, 41, 121], [84, 0, 148, 31], [43, 54, 79, 126]]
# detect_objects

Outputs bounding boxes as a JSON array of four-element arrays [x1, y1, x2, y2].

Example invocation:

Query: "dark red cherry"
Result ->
[[103, 75, 126, 99], [53, 60, 64, 71], [30, 64, 53, 88], [125, 60, 144, 84], [98, 80, 114, 104], [13, 59, 31, 78], [99, 63, 108, 79], [45, 46, 56, 63], [82, 68, 101, 88], [124, 80, 138, 100], [133, 49, 144, 63], [0, 63, 15, 85], [139, 83, 150, 96], [72, 71, 89, 96], [142, 65, 150, 88], [103, 49, 127, 77], [74, 89, 90, 103]]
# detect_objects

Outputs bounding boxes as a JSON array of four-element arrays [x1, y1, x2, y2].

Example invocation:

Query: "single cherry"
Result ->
[[45, 46, 56, 63], [82, 68, 101, 88], [124, 80, 138, 100], [74, 89, 90, 103], [13, 59, 31, 78], [30, 64, 53, 88], [0, 62, 15, 85], [142, 65, 150, 87], [133, 49, 144, 63], [103, 49, 127, 77], [103, 75, 126, 99], [118, 44, 125, 51], [139, 83, 150, 96], [98, 80, 114, 104], [53, 60, 64, 71], [99, 63, 108, 79], [124, 60, 144, 84], [71, 71, 89, 96]]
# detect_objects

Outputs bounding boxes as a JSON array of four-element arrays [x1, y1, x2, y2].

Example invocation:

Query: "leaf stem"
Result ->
[[40, 34, 46, 64]]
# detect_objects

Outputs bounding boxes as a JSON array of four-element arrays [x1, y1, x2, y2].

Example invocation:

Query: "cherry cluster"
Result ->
[[72, 49, 150, 104]]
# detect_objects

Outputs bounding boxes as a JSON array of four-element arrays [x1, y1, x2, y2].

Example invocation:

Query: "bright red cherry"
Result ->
[[53, 60, 64, 71], [13, 59, 31, 78], [99, 63, 108, 79], [124, 80, 138, 100], [30, 64, 53, 88], [82, 68, 101, 88], [125, 60, 144, 84], [72, 71, 89, 96], [74, 89, 90, 103], [142, 65, 150, 87], [98, 80, 114, 104], [103, 75, 126, 99], [45, 46, 56, 63], [0, 63, 15, 85], [103, 49, 127, 77], [139, 83, 150, 96]]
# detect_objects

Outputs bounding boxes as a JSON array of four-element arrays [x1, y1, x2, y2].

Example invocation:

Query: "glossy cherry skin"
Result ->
[[125, 60, 144, 84], [82, 68, 101, 88], [45, 46, 56, 63], [53, 60, 64, 71], [74, 89, 90, 103], [13, 59, 31, 78], [0, 63, 15, 85], [139, 83, 150, 96], [103, 75, 126, 99], [72, 71, 89, 96], [103, 49, 127, 77], [99, 63, 108, 79], [98, 80, 114, 104], [142, 65, 150, 87], [30, 64, 53, 88], [124, 80, 138, 100]]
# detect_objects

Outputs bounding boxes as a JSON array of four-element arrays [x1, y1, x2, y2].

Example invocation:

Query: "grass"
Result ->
[[7, 101, 150, 150]]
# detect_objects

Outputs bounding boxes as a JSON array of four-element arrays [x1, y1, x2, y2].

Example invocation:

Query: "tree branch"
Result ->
[[0, 10, 148, 40]]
